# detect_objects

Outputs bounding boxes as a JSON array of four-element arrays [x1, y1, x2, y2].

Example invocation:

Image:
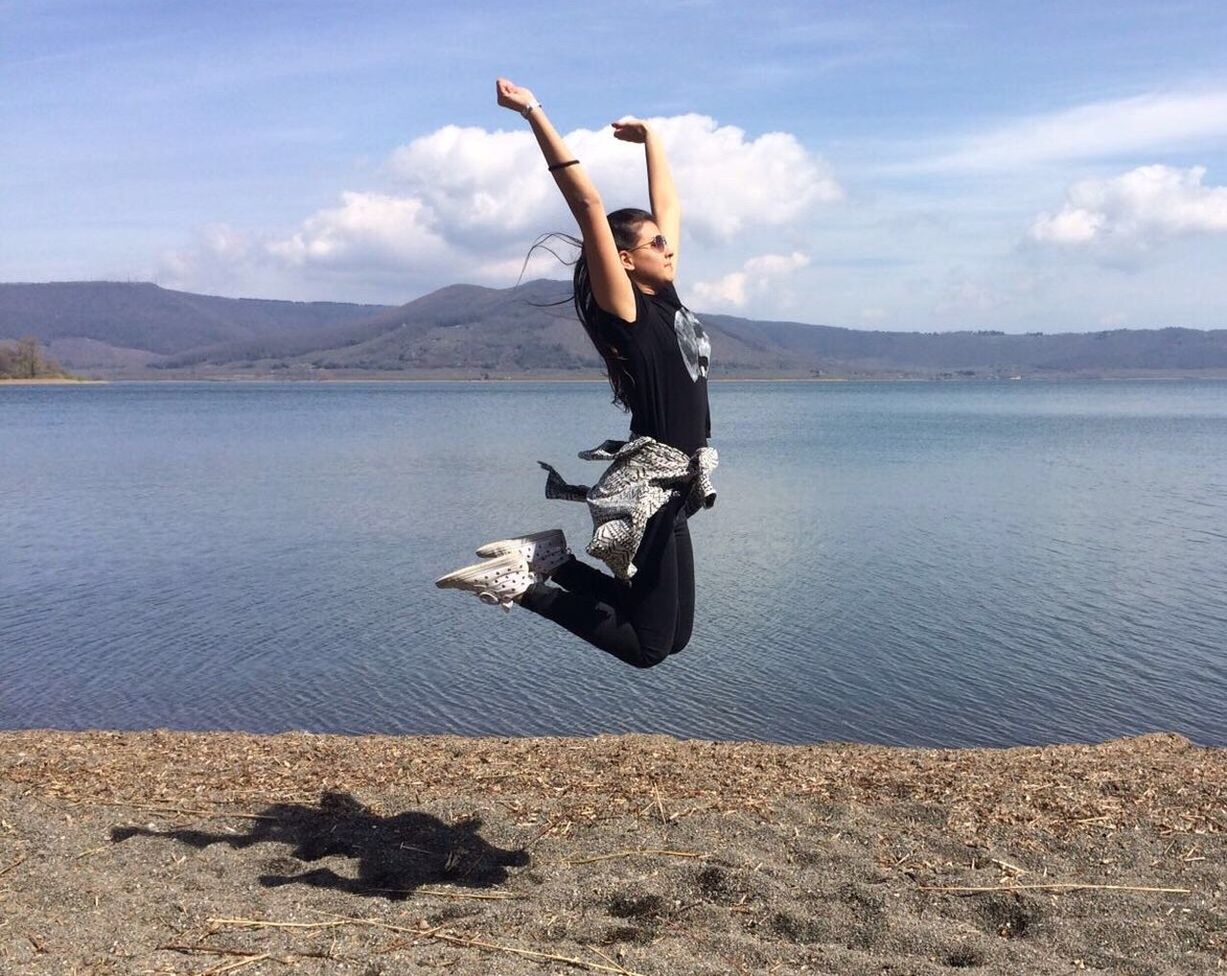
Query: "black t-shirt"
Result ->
[[596, 282, 711, 456]]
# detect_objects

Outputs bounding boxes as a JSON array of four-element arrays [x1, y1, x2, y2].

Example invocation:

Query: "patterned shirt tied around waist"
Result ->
[[538, 436, 718, 582]]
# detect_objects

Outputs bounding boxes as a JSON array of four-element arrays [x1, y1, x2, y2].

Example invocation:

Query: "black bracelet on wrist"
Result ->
[[548, 159, 580, 172]]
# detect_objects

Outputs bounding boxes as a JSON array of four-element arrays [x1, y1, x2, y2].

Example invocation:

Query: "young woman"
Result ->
[[435, 78, 715, 669]]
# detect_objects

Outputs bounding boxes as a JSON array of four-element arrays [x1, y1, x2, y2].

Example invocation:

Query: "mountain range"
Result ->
[[3, 280, 1226, 379]]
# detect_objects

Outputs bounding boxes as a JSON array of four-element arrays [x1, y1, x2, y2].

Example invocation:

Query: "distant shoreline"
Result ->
[[10, 369, 1227, 385], [12, 373, 1227, 384], [8, 281, 1227, 386], [0, 376, 104, 385]]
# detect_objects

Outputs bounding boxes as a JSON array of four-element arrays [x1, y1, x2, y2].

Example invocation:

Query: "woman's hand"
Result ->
[[496, 78, 537, 114], [611, 118, 651, 143]]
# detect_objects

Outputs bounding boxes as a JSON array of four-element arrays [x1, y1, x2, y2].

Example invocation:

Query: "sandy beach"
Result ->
[[1, 730, 1222, 975]]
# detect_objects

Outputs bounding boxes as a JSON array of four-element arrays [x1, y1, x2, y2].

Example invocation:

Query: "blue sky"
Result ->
[[4, 0, 1227, 332]]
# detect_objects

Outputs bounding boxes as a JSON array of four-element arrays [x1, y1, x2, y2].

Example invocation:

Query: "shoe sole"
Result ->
[[435, 553, 527, 589], [475, 528, 565, 558]]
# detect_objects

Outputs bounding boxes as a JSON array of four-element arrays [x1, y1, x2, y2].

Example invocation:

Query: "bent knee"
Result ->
[[629, 642, 672, 669]]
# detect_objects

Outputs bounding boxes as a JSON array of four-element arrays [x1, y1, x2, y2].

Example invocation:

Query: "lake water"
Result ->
[[2, 380, 1224, 747]]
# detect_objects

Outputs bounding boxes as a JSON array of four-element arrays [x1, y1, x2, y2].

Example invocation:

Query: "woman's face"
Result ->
[[621, 220, 675, 292]]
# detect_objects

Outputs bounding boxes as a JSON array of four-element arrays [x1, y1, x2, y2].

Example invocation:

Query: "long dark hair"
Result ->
[[520, 207, 653, 412]]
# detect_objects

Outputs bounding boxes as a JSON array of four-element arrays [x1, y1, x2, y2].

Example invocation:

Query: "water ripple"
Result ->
[[2, 380, 1225, 745]]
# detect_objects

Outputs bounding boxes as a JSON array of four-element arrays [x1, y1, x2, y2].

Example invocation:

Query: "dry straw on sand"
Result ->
[[1, 729, 1223, 974]]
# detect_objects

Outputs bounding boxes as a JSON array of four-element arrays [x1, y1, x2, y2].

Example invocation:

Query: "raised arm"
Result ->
[[612, 119, 681, 270], [496, 78, 636, 322]]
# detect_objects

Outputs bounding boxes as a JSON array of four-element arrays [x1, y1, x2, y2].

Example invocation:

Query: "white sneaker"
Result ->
[[435, 552, 536, 613], [475, 529, 570, 578]]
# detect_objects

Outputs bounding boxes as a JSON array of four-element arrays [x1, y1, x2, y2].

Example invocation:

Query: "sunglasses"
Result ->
[[626, 234, 669, 253]]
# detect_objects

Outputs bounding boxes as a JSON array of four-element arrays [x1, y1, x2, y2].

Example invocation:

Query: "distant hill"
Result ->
[[156, 279, 597, 372], [703, 313, 1227, 373], [3, 279, 1226, 378], [0, 282, 391, 369]]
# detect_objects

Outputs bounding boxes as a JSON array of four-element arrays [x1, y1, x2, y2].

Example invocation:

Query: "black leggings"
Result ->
[[519, 495, 695, 669]]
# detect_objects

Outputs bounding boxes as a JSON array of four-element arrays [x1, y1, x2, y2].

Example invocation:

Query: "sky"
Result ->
[[4, 0, 1227, 333]]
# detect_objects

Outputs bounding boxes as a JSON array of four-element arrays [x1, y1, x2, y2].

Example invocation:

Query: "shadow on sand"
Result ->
[[111, 790, 529, 899]]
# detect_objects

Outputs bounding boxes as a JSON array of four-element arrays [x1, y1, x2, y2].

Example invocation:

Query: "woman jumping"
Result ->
[[435, 78, 716, 669]]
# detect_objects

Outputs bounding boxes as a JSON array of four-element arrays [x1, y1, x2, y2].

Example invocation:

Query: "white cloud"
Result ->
[[201, 223, 252, 260], [1030, 165, 1227, 249], [385, 115, 841, 245], [474, 249, 572, 284], [648, 115, 843, 241], [693, 271, 749, 307], [267, 192, 451, 269], [692, 251, 810, 309], [164, 115, 840, 302], [386, 125, 554, 241], [1030, 207, 1103, 245], [744, 252, 811, 275], [917, 91, 1227, 172], [158, 223, 263, 295]]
